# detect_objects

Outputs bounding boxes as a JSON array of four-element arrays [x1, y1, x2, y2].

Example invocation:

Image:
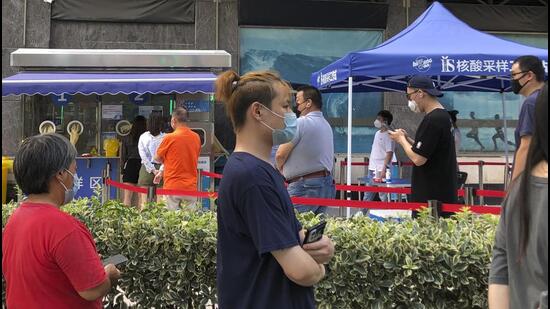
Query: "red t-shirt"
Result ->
[[2, 202, 107, 309]]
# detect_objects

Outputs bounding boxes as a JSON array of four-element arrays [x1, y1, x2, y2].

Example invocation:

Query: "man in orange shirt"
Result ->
[[154, 107, 201, 210]]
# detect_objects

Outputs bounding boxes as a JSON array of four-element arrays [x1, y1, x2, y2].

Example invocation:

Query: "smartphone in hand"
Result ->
[[381, 123, 396, 132], [102, 254, 128, 267], [302, 221, 327, 245]]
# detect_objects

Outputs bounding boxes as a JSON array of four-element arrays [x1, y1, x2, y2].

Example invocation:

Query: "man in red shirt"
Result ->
[[154, 107, 201, 210], [2, 134, 121, 309]]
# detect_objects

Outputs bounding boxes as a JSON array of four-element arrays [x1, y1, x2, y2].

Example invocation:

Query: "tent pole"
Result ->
[[346, 77, 353, 218], [500, 86, 511, 189]]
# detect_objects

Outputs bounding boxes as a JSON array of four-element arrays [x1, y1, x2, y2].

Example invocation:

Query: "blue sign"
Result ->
[[129, 93, 150, 105], [75, 158, 119, 199], [50, 94, 73, 107], [183, 100, 210, 113]]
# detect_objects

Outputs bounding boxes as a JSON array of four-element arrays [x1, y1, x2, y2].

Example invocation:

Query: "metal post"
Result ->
[[106, 162, 111, 201], [500, 84, 511, 189], [209, 174, 215, 193], [346, 77, 353, 218], [101, 168, 108, 204], [339, 159, 345, 218], [427, 200, 440, 221], [146, 186, 157, 204], [197, 169, 203, 192], [464, 187, 475, 206], [478, 160, 485, 205], [504, 163, 511, 188]]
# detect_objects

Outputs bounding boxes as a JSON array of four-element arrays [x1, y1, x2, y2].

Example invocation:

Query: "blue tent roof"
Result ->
[[311, 1, 548, 93]]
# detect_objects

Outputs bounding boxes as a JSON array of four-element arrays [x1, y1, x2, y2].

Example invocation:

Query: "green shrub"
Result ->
[[2, 200, 497, 308]]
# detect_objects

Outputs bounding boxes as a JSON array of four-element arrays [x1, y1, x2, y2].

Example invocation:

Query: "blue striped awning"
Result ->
[[2, 71, 217, 96]]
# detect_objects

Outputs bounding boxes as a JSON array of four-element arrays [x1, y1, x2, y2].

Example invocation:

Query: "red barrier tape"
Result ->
[[200, 171, 223, 179], [157, 188, 218, 199], [341, 161, 509, 167], [105, 179, 148, 194], [106, 179, 500, 214], [476, 190, 507, 198], [335, 186, 466, 197], [482, 162, 511, 166], [335, 184, 411, 194], [340, 162, 369, 167], [291, 197, 501, 215], [291, 197, 425, 210]]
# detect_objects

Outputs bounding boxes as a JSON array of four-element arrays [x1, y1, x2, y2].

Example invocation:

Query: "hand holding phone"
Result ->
[[302, 221, 327, 245], [381, 123, 396, 132], [102, 254, 128, 267]]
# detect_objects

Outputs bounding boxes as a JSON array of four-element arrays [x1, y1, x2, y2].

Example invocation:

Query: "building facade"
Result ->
[[2, 0, 548, 157]]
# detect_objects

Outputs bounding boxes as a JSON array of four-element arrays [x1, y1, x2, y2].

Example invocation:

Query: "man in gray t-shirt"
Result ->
[[276, 86, 335, 215], [509, 56, 545, 181]]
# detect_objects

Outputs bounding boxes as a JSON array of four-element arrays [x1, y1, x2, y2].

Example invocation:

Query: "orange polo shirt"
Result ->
[[156, 126, 201, 190]]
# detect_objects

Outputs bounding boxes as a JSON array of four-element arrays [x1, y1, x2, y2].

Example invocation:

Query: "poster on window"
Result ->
[[138, 106, 163, 118], [102, 105, 123, 120]]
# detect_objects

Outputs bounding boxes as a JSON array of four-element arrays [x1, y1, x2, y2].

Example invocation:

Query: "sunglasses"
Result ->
[[510, 71, 529, 79], [406, 89, 421, 100]]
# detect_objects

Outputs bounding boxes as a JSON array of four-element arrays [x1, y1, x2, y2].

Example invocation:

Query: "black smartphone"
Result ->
[[303, 221, 327, 245], [102, 254, 128, 267], [381, 123, 396, 132]]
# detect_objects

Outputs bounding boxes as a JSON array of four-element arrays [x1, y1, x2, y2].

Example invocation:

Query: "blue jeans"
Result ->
[[362, 170, 389, 214], [287, 175, 335, 215]]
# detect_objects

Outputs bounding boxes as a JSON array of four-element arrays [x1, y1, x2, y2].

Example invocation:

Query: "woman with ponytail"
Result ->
[[489, 82, 548, 309], [215, 70, 334, 308]]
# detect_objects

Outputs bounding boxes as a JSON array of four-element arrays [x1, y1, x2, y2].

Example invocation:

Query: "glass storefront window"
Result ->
[[23, 92, 214, 157], [240, 27, 385, 153], [23, 94, 99, 155]]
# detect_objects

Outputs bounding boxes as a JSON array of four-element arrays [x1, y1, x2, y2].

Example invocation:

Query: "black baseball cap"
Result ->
[[407, 76, 443, 97]]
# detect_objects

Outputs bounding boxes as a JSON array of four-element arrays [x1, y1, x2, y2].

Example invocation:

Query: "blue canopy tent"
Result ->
[[311, 1, 548, 215]]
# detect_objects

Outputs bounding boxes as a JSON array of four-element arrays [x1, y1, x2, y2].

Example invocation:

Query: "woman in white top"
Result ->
[[448, 110, 461, 157], [137, 113, 165, 208]]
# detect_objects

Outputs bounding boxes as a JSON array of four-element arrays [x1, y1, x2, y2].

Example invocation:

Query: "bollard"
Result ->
[[146, 186, 157, 204], [338, 160, 345, 217], [504, 163, 511, 189], [478, 160, 485, 205], [209, 174, 216, 194], [427, 200, 441, 221], [197, 169, 203, 192], [101, 168, 108, 204], [398, 161, 403, 179], [363, 156, 369, 180], [104, 162, 112, 202], [464, 187, 475, 206]]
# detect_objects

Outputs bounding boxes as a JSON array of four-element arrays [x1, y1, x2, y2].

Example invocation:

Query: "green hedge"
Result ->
[[2, 197, 498, 308]]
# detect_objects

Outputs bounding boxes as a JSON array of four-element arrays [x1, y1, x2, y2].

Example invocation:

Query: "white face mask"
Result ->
[[408, 100, 420, 113], [374, 119, 383, 129]]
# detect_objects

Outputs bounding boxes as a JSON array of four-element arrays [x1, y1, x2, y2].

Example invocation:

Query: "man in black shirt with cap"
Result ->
[[389, 76, 458, 218]]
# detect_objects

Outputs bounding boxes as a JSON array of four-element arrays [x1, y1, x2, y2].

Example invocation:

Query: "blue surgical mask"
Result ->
[[58, 169, 79, 205], [259, 104, 298, 145]]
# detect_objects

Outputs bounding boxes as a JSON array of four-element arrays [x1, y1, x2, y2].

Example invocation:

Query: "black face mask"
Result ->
[[292, 106, 300, 118], [511, 74, 530, 95]]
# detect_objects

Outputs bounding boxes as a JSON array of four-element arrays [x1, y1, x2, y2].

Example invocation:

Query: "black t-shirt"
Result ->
[[217, 152, 315, 309], [411, 108, 458, 204]]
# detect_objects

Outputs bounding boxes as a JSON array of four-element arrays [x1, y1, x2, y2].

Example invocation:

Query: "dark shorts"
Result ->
[[122, 159, 141, 184], [137, 164, 162, 187]]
